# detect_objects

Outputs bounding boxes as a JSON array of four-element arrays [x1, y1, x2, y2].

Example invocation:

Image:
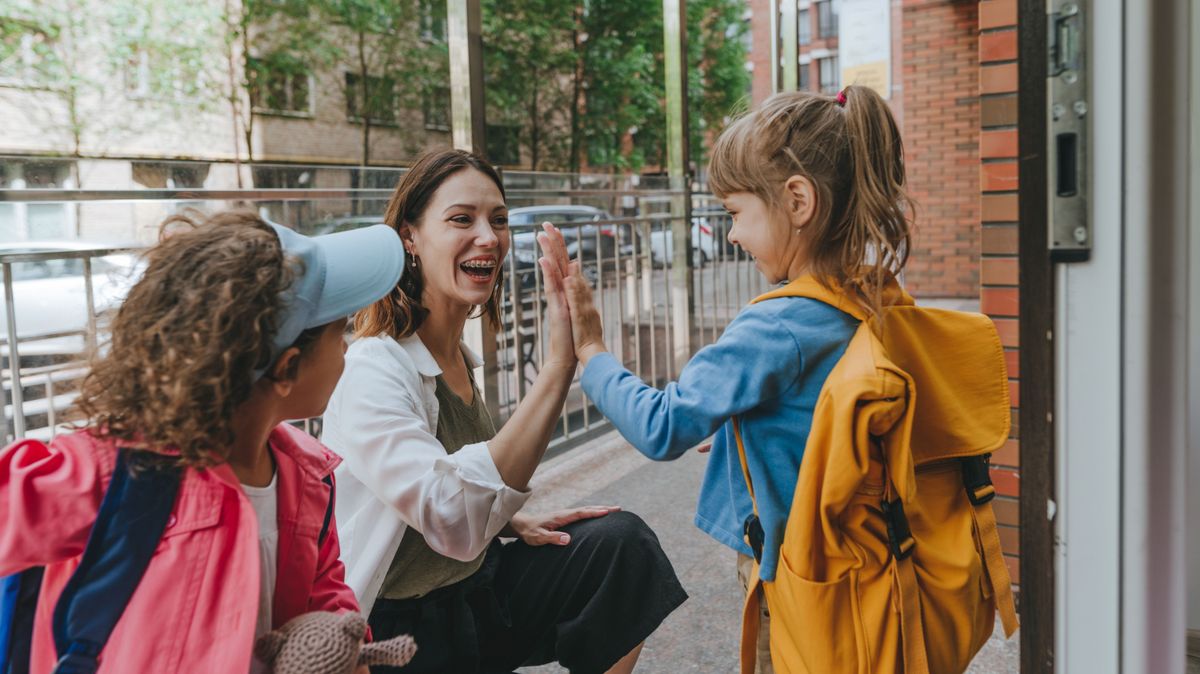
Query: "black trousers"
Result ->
[[368, 511, 687, 674]]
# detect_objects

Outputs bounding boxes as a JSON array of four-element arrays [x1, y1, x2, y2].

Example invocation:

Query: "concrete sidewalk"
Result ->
[[518, 431, 1020, 673]]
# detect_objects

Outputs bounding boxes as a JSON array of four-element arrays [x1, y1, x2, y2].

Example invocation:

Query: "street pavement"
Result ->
[[517, 430, 1020, 673]]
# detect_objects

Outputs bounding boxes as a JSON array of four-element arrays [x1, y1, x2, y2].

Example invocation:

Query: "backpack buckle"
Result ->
[[743, 514, 764, 564], [880, 498, 916, 560], [960, 454, 996, 506]]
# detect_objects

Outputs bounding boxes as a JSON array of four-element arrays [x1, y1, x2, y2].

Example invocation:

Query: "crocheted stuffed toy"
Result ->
[[254, 611, 417, 674]]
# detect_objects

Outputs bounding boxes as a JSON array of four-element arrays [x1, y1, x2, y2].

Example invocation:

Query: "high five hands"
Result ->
[[535, 222, 608, 366]]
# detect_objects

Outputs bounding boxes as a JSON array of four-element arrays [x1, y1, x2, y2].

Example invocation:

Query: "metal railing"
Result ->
[[1, 179, 768, 448]]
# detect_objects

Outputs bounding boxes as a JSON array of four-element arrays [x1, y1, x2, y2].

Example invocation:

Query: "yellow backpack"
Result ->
[[735, 276, 1019, 674]]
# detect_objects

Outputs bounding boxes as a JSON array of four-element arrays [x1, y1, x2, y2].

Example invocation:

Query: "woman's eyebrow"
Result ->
[[442, 203, 478, 214]]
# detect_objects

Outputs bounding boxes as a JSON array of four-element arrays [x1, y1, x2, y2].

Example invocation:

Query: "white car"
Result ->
[[647, 217, 722, 266], [0, 241, 144, 368]]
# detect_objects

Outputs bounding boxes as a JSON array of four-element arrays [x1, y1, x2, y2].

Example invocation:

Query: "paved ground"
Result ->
[[517, 431, 1019, 673]]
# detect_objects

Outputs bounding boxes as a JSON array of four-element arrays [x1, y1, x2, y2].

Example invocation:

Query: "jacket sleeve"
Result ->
[[0, 437, 107, 576], [306, 474, 362, 616], [323, 354, 530, 563], [580, 304, 807, 461]]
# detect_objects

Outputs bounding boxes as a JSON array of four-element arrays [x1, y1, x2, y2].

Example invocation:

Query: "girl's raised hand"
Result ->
[[537, 223, 577, 370], [562, 261, 606, 365]]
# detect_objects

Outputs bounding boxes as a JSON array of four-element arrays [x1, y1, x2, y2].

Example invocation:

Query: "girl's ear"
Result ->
[[267, 347, 302, 394], [782, 175, 816, 230]]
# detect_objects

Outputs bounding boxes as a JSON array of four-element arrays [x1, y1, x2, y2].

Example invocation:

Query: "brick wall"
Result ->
[[977, 0, 1022, 587], [748, 0, 775, 104], [897, 0, 981, 300]]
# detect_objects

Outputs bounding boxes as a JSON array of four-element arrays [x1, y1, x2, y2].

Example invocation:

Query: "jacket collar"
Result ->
[[395, 332, 483, 377], [754, 274, 914, 320]]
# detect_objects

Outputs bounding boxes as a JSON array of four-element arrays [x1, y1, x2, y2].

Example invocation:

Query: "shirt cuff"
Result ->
[[580, 351, 625, 399]]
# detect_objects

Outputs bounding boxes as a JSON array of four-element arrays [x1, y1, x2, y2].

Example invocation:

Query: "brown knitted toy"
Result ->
[[254, 611, 417, 674]]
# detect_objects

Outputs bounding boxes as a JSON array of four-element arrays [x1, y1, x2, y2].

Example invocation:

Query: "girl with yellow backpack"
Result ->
[[556, 86, 1017, 673]]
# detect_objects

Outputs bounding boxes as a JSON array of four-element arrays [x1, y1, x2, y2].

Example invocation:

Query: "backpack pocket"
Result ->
[[763, 558, 864, 674]]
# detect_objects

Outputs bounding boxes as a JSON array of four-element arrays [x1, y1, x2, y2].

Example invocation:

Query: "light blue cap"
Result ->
[[257, 222, 404, 377]]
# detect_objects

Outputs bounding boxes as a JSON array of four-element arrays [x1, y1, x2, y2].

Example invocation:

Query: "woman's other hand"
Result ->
[[537, 223, 577, 371], [508, 506, 622, 546], [563, 263, 606, 365]]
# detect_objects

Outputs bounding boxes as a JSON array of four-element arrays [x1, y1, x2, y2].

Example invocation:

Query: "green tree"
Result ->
[[481, 0, 575, 170]]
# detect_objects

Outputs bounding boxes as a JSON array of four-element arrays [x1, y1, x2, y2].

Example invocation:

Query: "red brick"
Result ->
[[981, 161, 1019, 192], [981, 256, 1018, 285], [1009, 379, 1021, 407], [980, 0, 1017, 30], [980, 63, 1018, 94], [993, 496, 1020, 526], [993, 438, 1020, 467], [993, 318, 1020, 348], [1005, 554, 1020, 586], [1004, 348, 1020, 377], [981, 129, 1019, 158], [980, 30, 1018, 63], [982, 225, 1019, 254], [992, 466, 1020, 497], [982, 193, 1019, 222], [982, 287, 1019, 316], [998, 524, 1020, 554]]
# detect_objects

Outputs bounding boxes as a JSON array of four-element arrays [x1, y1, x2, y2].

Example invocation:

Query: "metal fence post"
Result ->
[[664, 0, 693, 373], [449, 0, 500, 420]]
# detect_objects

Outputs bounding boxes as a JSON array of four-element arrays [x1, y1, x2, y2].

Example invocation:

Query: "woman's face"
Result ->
[[405, 168, 510, 311]]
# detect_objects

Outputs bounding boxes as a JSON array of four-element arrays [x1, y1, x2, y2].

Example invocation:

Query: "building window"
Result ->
[[799, 62, 811, 91], [798, 9, 811, 46], [248, 56, 311, 115], [817, 0, 838, 39], [0, 19, 58, 86], [419, 0, 447, 42], [423, 85, 450, 130], [818, 56, 839, 94], [345, 72, 396, 124]]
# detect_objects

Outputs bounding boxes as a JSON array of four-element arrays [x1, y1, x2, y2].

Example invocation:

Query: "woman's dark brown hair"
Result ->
[[708, 86, 914, 318], [354, 149, 507, 339], [72, 209, 313, 466]]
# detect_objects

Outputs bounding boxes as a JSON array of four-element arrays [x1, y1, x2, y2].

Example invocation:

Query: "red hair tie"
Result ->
[[836, 90, 847, 107]]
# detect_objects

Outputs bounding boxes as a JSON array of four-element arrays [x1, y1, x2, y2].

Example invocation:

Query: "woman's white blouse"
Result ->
[[322, 334, 530, 616]]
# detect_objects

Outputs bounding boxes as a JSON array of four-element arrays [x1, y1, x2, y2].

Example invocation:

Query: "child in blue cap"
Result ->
[[0, 210, 404, 674]]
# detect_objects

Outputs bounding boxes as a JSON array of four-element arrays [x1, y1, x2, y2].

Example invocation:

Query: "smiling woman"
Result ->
[[321, 149, 686, 674]]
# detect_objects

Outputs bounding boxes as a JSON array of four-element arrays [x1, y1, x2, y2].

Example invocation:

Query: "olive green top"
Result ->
[[379, 370, 498, 600]]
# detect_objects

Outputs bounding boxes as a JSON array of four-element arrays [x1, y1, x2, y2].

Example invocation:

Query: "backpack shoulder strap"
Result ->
[[51, 449, 181, 674], [318, 474, 334, 547]]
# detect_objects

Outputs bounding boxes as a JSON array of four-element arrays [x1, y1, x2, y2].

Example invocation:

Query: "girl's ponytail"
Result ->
[[707, 86, 914, 320], [837, 85, 912, 319]]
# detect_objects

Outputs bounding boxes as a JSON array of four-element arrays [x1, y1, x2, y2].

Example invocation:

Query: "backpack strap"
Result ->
[[51, 450, 181, 674], [881, 470, 931, 674], [732, 418, 767, 674], [960, 456, 1020, 637], [1, 567, 43, 674], [318, 474, 335, 547]]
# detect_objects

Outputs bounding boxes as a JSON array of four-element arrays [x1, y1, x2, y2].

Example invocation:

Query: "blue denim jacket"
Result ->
[[580, 295, 856, 581]]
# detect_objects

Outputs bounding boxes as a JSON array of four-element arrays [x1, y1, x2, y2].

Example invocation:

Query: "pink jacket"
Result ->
[[0, 423, 360, 673]]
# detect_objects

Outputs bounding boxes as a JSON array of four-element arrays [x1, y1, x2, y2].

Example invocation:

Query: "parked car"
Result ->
[[647, 207, 730, 266], [508, 205, 622, 287], [0, 241, 143, 369]]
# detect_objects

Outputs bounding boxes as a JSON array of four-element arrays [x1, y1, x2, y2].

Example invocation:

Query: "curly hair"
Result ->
[[72, 209, 306, 467]]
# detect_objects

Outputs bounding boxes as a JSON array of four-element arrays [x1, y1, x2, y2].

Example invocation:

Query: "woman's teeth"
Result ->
[[460, 260, 496, 279]]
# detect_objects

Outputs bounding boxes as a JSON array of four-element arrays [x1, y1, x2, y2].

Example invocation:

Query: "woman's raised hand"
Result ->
[[536, 223, 577, 370], [562, 259, 607, 365]]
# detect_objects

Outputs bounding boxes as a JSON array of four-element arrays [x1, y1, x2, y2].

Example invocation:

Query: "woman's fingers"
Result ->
[[539, 222, 572, 277]]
